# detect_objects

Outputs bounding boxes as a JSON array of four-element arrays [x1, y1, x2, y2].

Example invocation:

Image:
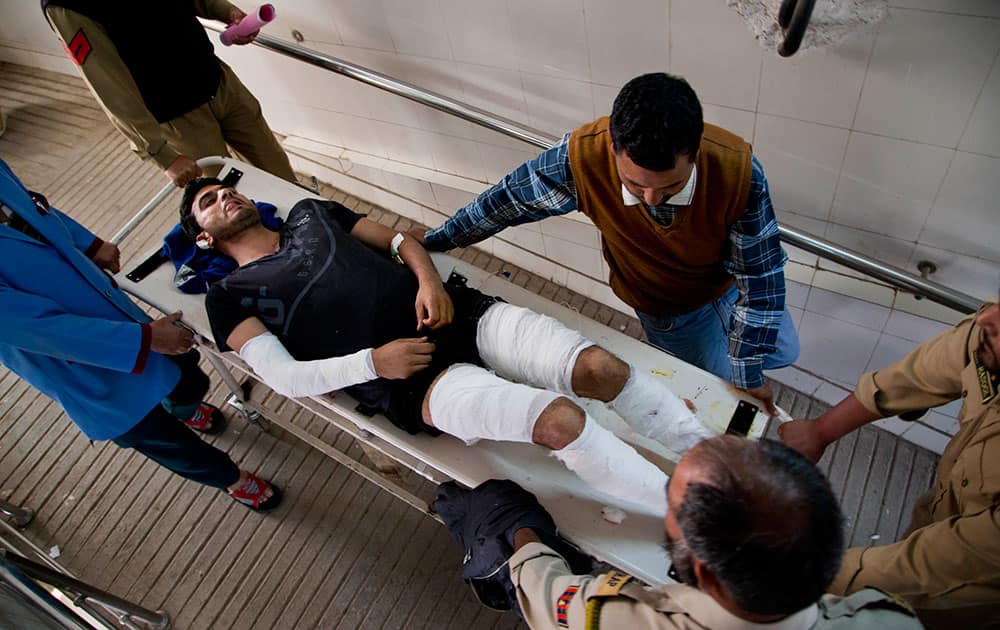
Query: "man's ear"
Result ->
[[692, 558, 717, 595], [195, 233, 213, 250]]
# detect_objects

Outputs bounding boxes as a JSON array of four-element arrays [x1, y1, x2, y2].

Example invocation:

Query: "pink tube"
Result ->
[[220, 4, 276, 46]]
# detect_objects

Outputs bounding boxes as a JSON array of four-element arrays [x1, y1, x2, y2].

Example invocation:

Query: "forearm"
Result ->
[[727, 268, 785, 388], [238, 332, 377, 398], [398, 237, 441, 287], [814, 393, 882, 444], [726, 155, 787, 388], [425, 140, 577, 250]]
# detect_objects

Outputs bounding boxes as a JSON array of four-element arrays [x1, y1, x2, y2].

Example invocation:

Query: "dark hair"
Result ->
[[178, 176, 224, 239], [609, 73, 703, 171], [676, 437, 844, 616]]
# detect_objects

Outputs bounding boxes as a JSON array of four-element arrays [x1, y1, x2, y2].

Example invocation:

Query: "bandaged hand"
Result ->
[[372, 337, 436, 379], [415, 282, 453, 331]]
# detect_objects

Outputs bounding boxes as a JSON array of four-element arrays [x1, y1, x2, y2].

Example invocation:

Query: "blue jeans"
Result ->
[[636, 284, 799, 384]]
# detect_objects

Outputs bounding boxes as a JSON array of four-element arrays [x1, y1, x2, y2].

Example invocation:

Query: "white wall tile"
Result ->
[[788, 305, 804, 329], [785, 280, 810, 309], [920, 151, 1000, 263], [702, 104, 756, 142], [889, 0, 1000, 18], [875, 416, 910, 436], [543, 236, 603, 279], [824, 223, 916, 271], [805, 287, 891, 331], [959, 55, 1000, 157], [521, 73, 595, 136], [814, 382, 853, 407], [754, 115, 850, 221], [830, 132, 952, 241], [424, 133, 487, 182], [797, 312, 880, 385], [670, 0, 762, 110], [263, 1, 343, 45], [583, 0, 669, 87], [591, 83, 620, 119], [892, 292, 966, 326], [370, 121, 435, 167], [508, 0, 590, 82], [378, 170, 438, 208], [758, 29, 874, 128], [908, 243, 1000, 303], [809, 270, 895, 309], [854, 9, 1000, 147], [478, 144, 539, 184], [502, 224, 546, 253], [430, 183, 475, 211], [883, 309, 951, 343], [902, 423, 949, 454], [769, 366, 824, 396], [329, 0, 395, 51], [539, 216, 601, 249], [923, 411, 960, 437], [381, 0, 453, 60], [440, 0, 518, 70], [865, 332, 918, 372]]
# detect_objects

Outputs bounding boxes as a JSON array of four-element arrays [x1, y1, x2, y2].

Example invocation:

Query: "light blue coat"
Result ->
[[0, 160, 179, 440]]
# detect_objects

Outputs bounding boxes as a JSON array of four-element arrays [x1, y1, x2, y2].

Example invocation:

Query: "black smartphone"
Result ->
[[125, 248, 167, 283], [725, 399, 758, 436]]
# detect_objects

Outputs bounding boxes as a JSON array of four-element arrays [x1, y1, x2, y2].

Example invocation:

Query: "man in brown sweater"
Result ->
[[420, 73, 798, 415]]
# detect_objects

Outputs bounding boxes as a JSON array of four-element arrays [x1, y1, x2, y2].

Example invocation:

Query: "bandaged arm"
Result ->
[[239, 332, 376, 398]]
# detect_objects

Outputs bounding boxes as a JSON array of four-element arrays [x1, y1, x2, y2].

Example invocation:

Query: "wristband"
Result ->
[[390, 232, 405, 264]]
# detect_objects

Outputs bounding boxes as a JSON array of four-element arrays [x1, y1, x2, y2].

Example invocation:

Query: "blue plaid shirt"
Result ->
[[425, 137, 787, 388]]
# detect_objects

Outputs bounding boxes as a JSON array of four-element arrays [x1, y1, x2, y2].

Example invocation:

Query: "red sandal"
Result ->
[[228, 473, 282, 511], [183, 402, 226, 435]]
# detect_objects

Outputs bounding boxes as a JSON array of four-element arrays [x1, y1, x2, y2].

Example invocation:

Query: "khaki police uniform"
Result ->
[[829, 312, 1000, 628], [44, 1, 295, 183], [510, 542, 921, 629]]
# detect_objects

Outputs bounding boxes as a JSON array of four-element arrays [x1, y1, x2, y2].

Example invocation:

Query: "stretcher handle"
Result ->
[[110, 156, 228, 245]]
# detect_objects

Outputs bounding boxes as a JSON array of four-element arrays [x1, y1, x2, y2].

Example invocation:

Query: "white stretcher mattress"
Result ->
[[115, 158, 769, 586]]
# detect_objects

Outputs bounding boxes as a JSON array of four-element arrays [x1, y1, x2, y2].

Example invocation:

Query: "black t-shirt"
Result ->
[[206, 198, 421, 411]]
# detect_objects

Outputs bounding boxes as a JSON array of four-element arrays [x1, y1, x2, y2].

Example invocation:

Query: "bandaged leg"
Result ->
[[476, 302, 593, 395], [610, 368, 714, 453], [428, 365, 668, 512], [553, 418, 668, 514], [428, 363, 559, 445]]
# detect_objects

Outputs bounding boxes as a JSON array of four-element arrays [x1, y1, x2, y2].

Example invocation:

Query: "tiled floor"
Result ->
[[0, 62, 941, 629]]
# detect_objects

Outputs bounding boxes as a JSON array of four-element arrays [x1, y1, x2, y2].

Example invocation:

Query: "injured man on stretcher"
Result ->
[[179, 178, 713, 513]]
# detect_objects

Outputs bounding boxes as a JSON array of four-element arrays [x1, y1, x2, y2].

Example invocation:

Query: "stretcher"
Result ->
[[113, 157, 770, 587]]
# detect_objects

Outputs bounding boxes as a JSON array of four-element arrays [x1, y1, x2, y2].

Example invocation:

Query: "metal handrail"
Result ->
[[204, 23, 982, 315]]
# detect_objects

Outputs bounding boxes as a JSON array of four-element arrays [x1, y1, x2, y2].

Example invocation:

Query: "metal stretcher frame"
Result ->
[[113, 157, 770, 587]]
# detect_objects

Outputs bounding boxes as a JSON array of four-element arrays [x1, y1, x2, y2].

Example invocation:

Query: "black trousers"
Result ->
[[113, 351, 240, 489]]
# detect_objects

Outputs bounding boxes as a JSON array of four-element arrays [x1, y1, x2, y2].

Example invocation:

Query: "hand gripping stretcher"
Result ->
[[112, 157, 770, 587]]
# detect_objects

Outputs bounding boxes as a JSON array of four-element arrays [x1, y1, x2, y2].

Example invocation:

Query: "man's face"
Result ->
[[190, 184, 260, 242], [976, 302, 1000, 372], [664, 452, 700, 586], [613, 150, 695, 207]]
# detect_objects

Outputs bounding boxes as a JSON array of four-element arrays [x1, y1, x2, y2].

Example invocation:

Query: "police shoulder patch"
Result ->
[[595, 570, 632, 597], [65, 28, 92, 66]]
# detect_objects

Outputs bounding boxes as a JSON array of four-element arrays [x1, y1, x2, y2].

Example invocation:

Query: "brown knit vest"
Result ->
[[568, 117, 752, 315]]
